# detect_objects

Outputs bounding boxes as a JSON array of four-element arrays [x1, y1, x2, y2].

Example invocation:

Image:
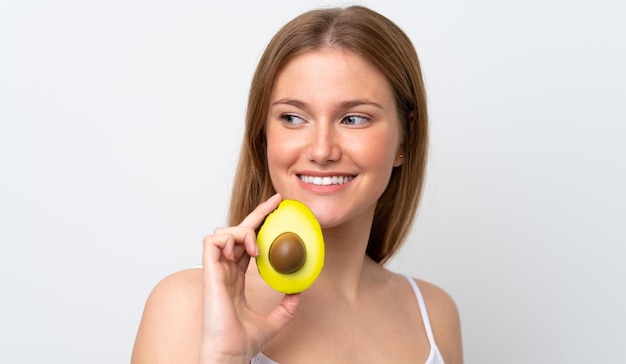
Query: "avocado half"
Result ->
[[256, 199, 324, 294]]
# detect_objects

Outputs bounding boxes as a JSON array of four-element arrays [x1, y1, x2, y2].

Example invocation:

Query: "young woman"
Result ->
[[132, 6, 462, 363]]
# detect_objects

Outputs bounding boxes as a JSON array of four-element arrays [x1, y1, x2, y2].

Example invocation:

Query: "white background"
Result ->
[[1, 0, 624, 363]]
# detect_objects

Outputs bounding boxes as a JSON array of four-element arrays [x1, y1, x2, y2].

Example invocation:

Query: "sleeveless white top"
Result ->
[[251, 275, 445, 363]]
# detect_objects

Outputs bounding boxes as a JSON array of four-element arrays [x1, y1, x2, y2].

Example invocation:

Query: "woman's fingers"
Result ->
[[213, 193, 282, 259], [208, 226, 259, 261], [202, 194, 283, 278]]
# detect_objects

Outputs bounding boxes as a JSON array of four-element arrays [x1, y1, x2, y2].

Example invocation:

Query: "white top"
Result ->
[[251, 275, 445, 364]]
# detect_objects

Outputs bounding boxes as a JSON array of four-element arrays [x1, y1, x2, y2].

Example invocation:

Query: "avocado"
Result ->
[[256, 199, 325, 293]]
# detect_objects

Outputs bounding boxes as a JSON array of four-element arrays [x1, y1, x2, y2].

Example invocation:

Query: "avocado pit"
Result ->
[[269, 232, 307, 274]]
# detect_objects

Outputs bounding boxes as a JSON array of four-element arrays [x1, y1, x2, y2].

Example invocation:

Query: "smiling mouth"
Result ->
[[298, 175, 355, 186]]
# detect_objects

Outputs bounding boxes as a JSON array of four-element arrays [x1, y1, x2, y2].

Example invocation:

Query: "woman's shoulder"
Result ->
[[144, 267, 204, 311], [131, 267, 203, 363], [411, 278, 458, 317], [411, 277, 464, 364]]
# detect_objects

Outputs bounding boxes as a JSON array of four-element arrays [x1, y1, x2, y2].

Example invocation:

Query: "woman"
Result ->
[[132, 5, 462, 363]]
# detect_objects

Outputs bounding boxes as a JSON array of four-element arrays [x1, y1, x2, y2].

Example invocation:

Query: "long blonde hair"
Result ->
[[228, 5, 428, 264]]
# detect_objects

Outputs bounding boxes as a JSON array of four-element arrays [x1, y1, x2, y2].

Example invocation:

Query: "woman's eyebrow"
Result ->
[[271, 98, 384, 110], [337, 99, 384, 109], [271, 98, 308, 108]]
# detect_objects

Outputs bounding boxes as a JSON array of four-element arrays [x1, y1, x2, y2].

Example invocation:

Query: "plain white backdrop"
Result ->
[[1, 0, 624, 362]]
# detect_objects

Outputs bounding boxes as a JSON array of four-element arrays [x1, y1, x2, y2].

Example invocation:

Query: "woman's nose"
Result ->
[[306, 124, 341, 164]]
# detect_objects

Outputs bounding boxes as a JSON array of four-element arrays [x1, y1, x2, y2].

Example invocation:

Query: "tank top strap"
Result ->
[[403, 275, 440, 355]]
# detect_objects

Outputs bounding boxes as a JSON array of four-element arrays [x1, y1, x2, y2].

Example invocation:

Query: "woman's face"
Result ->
[[266, 48, 403, 229]]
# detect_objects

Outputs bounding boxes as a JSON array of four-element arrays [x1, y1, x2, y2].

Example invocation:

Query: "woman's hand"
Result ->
[[199, 193, 301, 363]]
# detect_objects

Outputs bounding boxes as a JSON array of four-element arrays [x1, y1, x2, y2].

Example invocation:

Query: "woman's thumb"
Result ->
[[265, 293, 300, 333]]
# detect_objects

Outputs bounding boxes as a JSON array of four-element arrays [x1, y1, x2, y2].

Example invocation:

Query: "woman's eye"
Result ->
[[342, 115, 369, 126], [281, 114, 305, 125]]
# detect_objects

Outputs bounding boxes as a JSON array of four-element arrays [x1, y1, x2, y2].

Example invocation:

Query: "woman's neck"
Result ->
[[310, 210, 380, 301]]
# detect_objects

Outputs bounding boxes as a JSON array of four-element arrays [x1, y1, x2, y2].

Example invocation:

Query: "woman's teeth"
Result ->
[[299, 175, 354, 186]]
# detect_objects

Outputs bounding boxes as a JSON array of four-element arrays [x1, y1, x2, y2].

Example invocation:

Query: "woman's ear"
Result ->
[[393, 150, 404, 167], [394, 110, 415, 167]]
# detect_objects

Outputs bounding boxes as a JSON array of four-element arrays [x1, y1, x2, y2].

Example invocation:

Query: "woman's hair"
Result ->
[[228, 5, 428, 264]]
